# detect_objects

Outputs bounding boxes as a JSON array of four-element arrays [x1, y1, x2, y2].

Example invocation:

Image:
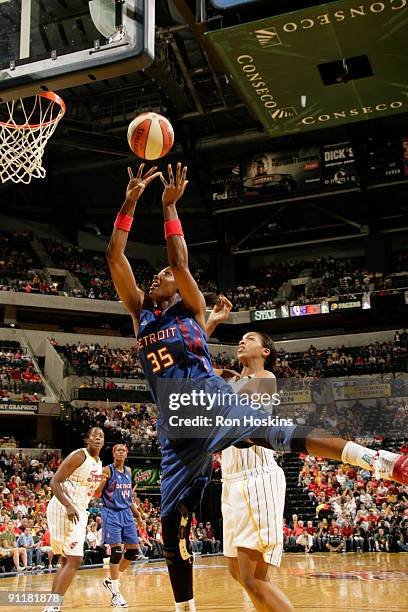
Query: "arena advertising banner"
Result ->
[[132, 466, 161, 492], [330, 300, 361, 311], [332, 381, 391, 401], [242, 144, 357, 198], [251, 307, 285, 320], [290, 304, 321, 317], [0, 402, 38, 414], [279, 389, 312, 404], [212, 142, 358, 206], [206, 0, 408, 136], [363, 135, 408, 183]]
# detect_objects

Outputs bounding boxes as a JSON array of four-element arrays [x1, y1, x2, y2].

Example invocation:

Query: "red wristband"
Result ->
[[114, 213, 133, 232], [165, 219, 184, 239]]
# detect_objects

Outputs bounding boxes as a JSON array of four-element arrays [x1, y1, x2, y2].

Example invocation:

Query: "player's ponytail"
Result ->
[[256, 332, 277, 372]]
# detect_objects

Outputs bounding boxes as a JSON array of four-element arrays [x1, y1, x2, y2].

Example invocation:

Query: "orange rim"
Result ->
[[0, 91, 66, 129]]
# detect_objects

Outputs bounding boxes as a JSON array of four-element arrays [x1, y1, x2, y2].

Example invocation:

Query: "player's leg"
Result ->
[[204, 378, 407, 484], [119, 509, 140, 573], [162, 503, 195, 612], [120, 544, 138, 573], [237, 547, 294, 612], [43, 507, 87, 611], [49, 555, 82, 595], [305, 429, 408, 483], [248, 425, 408, 485], [102, 507, 126, 603], [226, 556, 264, 610], [222, 478, 260, 603], [103, 543, 127, 608], [106, 514, 141, 609]]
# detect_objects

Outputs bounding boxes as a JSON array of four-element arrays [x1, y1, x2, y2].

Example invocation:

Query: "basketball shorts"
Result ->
[[101, 507, 139, 545], [46, 496, 87, 557], [158, 374, 298, 516], [222, 466, 286, 567]]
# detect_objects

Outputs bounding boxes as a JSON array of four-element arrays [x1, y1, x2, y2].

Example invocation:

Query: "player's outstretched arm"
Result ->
[[49, 449, 87, 523], [206, 295, 233, 338], [161, 163, 206, 330], [107, 164, 162, 333], [206, 296, 238, 377]]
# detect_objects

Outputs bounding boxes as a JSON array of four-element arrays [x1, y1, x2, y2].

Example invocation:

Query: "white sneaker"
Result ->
[[42, 607, 60, 612], [111, 592, 128, 607]]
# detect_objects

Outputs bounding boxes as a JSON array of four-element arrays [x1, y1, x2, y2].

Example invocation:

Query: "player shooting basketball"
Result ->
[[42, 427, 104, 612], [107, 163, 408, 612]]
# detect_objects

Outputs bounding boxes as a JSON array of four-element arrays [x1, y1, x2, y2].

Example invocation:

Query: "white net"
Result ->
[[0, 92, 65, 185]]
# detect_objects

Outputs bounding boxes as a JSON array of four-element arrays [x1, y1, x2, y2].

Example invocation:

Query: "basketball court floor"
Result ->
[[0, 554, 407, 611]]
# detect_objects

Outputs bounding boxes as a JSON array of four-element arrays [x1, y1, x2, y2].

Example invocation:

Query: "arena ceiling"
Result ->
[[0, 0, 407, 253]]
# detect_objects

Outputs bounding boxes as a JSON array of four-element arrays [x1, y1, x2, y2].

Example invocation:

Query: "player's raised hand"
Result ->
[[160, 162, 188, 207], [126, 164, 162, 203], [209, 295, 233, 325]]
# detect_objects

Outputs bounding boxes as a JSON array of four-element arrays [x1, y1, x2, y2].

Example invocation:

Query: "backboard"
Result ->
[[0, 0, 154, 101]]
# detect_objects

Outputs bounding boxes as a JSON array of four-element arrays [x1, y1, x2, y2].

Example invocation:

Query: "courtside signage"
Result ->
[[0, 402, 38, 414], [206, 0, 408, 135]]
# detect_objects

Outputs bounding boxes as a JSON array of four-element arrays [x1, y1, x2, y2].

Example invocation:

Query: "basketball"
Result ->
[[127, 112, 174, 160]]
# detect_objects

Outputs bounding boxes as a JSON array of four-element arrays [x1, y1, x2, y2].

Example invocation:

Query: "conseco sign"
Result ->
[[206, 0, 408, 135]]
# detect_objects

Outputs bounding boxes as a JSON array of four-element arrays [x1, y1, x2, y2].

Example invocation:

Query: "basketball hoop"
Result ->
[[0, 91, 66, 185]]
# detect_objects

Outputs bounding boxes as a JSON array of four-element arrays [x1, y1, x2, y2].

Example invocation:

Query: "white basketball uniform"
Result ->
[[46, 448, 102, 556], [222, 375, 286, 566]]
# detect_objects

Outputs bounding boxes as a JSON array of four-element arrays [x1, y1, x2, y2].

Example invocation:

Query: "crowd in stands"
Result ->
[[0, 445, 220, 573], [213, 330, 408, 378], [0, 449, 61, 572], [0, 343, 44, 401], [49, 331, 408, 390], [0, 231, 58, 296], [285, 446, 408, 554], [42, 240, 155, 301], [72, 403, 159, 456], [0, 441, 407, 575], [42, 240, 120, 301], [53, 340, 144, 380], [229, 253, 408, 310], [1, 230, 407, 309]]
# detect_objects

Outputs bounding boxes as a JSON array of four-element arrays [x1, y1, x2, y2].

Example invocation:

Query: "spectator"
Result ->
[[1, 520, 28, 571], [196, 522, 211, 554], [296, 531, 313, 553], [40, 529, 54, 568], [138, 521, 153, 558], [374, 527, 390, 552], [326, 528, 345, 553], [17, 526, 42, 569], [205, 522, 220, 554], [190, 526, 203, 555]]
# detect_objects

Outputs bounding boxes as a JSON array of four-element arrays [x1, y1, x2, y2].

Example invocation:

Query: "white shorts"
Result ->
[[46, 497, 87, 557], [222, 466, 286, 567]]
